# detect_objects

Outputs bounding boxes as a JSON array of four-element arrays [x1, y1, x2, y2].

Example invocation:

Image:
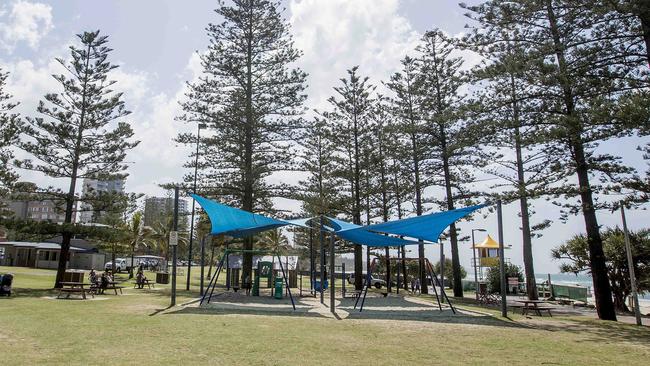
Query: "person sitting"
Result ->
[[135, 268, 146, 289], [99, 270, 111, 294], [88, 269, 98, 285]]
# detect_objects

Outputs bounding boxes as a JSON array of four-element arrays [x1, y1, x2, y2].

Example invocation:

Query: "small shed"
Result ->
[[472, 235, 504, 267]]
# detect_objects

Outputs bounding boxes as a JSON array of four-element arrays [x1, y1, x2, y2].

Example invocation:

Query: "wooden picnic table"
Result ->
[[57, 282, 93, 300], [134, 279, 155, 289], [513, 299, 553, 316]]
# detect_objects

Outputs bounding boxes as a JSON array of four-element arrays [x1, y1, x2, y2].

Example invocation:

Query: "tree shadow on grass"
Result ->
[[522, 317, 650, 348]]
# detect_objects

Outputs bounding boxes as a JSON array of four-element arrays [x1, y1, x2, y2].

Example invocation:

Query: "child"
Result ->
[[88, 269, 98, 285]]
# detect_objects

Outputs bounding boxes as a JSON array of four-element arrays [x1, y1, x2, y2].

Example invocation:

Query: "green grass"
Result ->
[[1, 266, 649, 365]]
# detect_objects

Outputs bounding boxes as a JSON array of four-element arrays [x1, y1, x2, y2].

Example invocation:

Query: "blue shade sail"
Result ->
[[364, 204, 488, 243], [191, 194, 486, 246], [324, 217, 425, 247], [191, 194, 288, 237]]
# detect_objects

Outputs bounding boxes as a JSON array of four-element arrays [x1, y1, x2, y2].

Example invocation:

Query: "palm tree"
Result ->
[[256, 229, 290, 254], [125, 211, 153, 278], [149, 214, 188, 272]]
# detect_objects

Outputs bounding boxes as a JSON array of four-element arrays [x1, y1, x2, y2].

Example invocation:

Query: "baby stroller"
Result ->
[[0, 273, 13, 296]]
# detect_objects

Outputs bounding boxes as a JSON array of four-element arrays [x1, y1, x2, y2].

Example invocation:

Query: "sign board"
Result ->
[[258, 261, 273, 279], [169, 231, 179, 246]]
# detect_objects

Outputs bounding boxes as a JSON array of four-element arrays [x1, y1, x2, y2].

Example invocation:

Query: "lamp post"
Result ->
[[471, 228, 486, 301], [186, 123, 207, 291]]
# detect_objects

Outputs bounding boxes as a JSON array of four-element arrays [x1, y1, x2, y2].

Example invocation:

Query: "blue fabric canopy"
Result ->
[[192, 194, 486, 246], [191, 194, 288, 237], [363, 204, 487, 243], [324, 217, 424, 247]]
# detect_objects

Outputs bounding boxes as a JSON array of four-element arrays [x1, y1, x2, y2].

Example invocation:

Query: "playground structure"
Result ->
[[192, 194, 490, 316], [355, 256, 456, 313], [200, 248, 296, 310]]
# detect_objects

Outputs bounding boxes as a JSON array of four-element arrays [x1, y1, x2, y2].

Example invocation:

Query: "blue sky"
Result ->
[[1, 0, 648, 274]]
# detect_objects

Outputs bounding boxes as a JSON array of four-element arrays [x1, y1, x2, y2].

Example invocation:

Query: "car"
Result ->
[[347, 274, 387, 289], [104, 258, 132, 272]]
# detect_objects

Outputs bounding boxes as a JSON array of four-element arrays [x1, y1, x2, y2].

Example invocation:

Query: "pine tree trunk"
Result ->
[[411, 134, 428, 294], [510, 74, 538, 300], [441, 135, 461, 297], [241, 4, 255, 285], [546, 0, 616, 321]]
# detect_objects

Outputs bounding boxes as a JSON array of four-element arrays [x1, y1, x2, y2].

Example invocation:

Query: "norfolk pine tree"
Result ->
[[16, 31, 138, 288], [179, 0, 307, 282], [418, 30, 480, 297], [462, 9, 563, 300], [385, 55, 429, 293], [325, 66, 376, 290], [0, 69, 21, 209]]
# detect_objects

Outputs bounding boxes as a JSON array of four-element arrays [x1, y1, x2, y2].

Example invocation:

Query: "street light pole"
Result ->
[[171, 186, 179, 307], [186, 123, 206, 291], [471, 228, 486, 301], [497, 200, 507, 317]]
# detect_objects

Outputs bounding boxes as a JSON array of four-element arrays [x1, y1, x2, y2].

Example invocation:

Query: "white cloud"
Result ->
[[289, 0, 421, 110], [0, 1, 53, 52]]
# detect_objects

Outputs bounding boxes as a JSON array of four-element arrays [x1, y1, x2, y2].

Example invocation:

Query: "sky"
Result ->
[[1, 0, 648, 275]]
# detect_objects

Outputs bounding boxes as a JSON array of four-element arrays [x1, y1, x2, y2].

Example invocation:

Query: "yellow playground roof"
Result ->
[[472, 234, 502, 249]]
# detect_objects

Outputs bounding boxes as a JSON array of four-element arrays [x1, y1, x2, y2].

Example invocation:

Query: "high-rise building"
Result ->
[[143, 196, 188, 227], [78, 178, 125, 223], [4, 182, 74, 224]]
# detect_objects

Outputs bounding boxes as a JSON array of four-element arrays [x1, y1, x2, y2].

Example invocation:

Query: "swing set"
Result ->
[[354, 256, 456, 314], [200, 248, 296, 310]]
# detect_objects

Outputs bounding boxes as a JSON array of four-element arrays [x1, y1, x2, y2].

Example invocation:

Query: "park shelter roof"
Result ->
[[472, 234, 500, 249]]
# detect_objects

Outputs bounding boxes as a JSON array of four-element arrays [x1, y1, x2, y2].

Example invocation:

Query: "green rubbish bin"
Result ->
[[274, 278, 283, 299]]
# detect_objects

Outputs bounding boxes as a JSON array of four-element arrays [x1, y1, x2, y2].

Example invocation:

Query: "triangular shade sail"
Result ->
[[472, 234, 502, 249], [191, 194, 288, 237], [192, 195, 487, 247], [363, 204, 487, 243], [324, 217, 424, 247]]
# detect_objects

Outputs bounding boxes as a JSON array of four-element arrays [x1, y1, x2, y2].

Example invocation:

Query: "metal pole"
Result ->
[[621, 202, 642, 326], [309, 228, 314, 296], [319, 216, 325, 304], [186, 124, 204, 291], [439, 242, 445, 290], [330, 233, 335, 313], [171, 187, 179, 306], [472, 230, 478, 300], [200, 236, 206, 296], [497, 200, 507, 317]]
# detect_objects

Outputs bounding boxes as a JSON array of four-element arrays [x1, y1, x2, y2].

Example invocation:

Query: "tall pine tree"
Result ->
[[418, 30, 480, 297], [325, 66, 376, 290], [179, 0, 307, 281], [17, 31, 138, 287], [0, 69, 21, 209]]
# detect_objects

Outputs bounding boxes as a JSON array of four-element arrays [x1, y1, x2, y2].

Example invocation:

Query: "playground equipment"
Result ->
[[354, 256, 456, 314], [200, 248, 296, 310]]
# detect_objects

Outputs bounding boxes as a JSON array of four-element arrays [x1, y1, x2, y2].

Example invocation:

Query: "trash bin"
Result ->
[[156, 272, 169, 284], [274, 278, 283, 299]]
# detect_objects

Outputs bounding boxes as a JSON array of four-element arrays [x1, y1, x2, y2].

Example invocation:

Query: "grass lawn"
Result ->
[[1, 266, 649, 365]]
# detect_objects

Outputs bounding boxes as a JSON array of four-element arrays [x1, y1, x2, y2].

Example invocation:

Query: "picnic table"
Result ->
[[105, 281, 124, 295], [134, 279, 155, 289], [57, 282, 93, 300], [513, 299, 553, 316]]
